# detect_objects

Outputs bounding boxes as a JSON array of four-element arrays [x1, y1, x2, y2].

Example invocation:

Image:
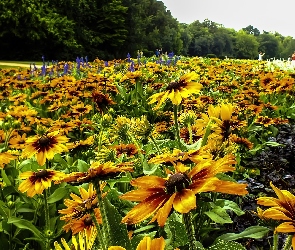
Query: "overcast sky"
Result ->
[[160, 0, 295, 37]]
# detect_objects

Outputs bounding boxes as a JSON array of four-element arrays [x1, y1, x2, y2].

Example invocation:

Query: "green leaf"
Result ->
[[76, 159, 89, 172], [208, 239, 246, 250], [18, 159, 39, 171], [216, 226, 269, 241], [53, 154, 68, 168], [103, 198, 132, 249], [182, 138, 202, 150], [216, 199, 245, 216], [165, 212, 188, 248], [7, 217, 45, 241], [205, 206, 233, 224], [47, 187, 69, 204], [1, 169, 11, 186]]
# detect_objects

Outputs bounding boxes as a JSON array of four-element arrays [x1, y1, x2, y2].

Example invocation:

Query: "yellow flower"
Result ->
[[121, 155, 247, 226], [22, 131, 69, 166], [148, 72, 202, 109], [56, 161, 133, 184], [54, 228, 96, 250], [18, 169, 65, 197], [108, 236, 165, 250], [0, 152, 17, 168], [257, 182, 295, 249]]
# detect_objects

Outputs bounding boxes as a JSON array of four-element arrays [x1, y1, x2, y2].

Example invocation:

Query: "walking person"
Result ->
[[258, 52, 265, 61]]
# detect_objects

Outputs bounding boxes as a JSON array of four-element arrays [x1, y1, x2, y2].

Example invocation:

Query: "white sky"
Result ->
[[160, 0, 295, 37]]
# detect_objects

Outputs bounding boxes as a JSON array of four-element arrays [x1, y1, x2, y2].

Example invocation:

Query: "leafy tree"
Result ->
[[234, 30, 259, 59], [257, 32, 280, 59], [242, 25, 260, 36]]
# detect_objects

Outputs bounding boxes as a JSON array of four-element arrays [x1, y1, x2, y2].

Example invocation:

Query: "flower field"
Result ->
[[1, 56, 295, 250]]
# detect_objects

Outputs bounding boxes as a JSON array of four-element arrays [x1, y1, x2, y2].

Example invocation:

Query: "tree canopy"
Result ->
[[0, 0, 294, 60]]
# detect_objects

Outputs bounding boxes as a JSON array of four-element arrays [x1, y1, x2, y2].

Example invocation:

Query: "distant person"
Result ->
[[155, 49, 159, 57], [291, 51, 295, 67], [258, 52, 265, 61]]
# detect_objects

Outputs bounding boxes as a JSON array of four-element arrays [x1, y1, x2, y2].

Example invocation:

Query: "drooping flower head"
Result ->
[[56, 161, 133, 184], [257, 182, 295, 249]]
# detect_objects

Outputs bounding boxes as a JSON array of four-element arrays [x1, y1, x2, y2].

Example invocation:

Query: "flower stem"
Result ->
[[188, 123, 193, 144], [150, 135, 161, 154], [43, 189, 51, 250], [173, 105, 181, 148], [90, 210, 106, 250], [93, 180, 109, 249], [283, 235, 293, 250], [183, 212, 199, 250], [272, 233, 279, 250]]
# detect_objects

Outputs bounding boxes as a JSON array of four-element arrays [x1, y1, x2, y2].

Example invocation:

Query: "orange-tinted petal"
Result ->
[[173, 189, 196, 213], [121, 193, 168, 225]]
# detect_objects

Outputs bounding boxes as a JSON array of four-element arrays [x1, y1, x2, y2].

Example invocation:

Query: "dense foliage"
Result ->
[[1, 1, 295, 60]]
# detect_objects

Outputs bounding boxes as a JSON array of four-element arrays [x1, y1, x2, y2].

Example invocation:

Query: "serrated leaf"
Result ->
[[47, 187, 69, 204], [103, 198, 132, 249], [216, 226, 269, 241], [209, 239, 246, 250], [165, 213, 188, 248], [205, 206, 233, 224]]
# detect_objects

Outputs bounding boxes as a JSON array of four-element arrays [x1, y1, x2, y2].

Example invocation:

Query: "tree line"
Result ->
[[0, 0, 295, 61]]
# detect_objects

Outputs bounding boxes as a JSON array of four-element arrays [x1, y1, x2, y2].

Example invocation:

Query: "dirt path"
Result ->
[[0, 62, 42, 68]]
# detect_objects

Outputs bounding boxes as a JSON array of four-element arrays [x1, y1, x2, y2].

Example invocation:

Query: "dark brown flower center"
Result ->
[[35, 169, 48, 178], [84, 217, 93, 226], [166, 80, 187, 91], [39, 136, 51, 146], [76, 107, 87, 113], [221, 120, 232, 141], [165, 173, 190, 194]]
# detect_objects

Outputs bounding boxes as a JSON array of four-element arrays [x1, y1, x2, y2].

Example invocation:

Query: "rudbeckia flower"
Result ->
[[56, 161, 133, 184], [0, 152, 17, 168], [54, 227, 97, 250], [21, 131, 69, 166], [257, 182, 295, 249], [59, 183, 105, 238], [18, 169, 65, 197], [148, 72, 202, 109], [121, 155, 247, 226], [108, 236, 165, 250]]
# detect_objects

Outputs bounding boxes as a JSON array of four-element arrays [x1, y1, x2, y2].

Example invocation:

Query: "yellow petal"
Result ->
[[173, 189, 196, 213], [275, 222, 295, 233], [136, 236, 151, 250], [150, 237, 165, 250], [151, 193, 176, 227], [263, 208, 292, 221], [121, 194, 168, 224]]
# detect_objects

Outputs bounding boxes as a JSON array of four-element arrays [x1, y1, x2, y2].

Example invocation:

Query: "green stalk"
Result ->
[[283, 235, 293, 250], [149, 135, 161, 154], [187, 123, 193, 145], [90, 210, 106, 250], [173, 105, 181, 148], [43, 189, 51, 250], [93, 180, 109, 249], [183, 212, 199, 250], [272, 233, 279, 250]]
